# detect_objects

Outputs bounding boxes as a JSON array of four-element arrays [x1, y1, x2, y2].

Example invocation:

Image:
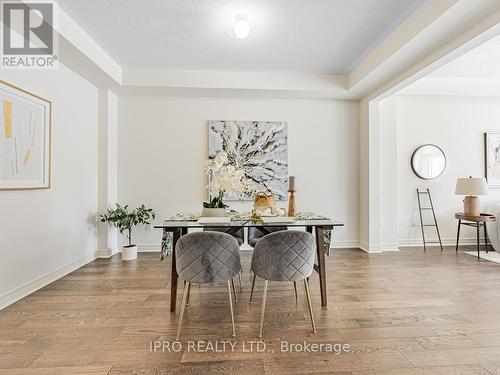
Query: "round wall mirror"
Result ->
[[411, 144, 446, 180]]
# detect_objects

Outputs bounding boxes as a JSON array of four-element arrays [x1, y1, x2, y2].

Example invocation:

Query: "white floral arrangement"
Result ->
[[203, 151, 255, 208]]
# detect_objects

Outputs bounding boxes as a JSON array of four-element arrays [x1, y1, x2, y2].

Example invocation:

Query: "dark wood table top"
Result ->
[[455, 212, 496, 222]]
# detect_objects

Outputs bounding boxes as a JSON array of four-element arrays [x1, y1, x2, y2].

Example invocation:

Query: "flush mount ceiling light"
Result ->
[[233, 15, 250, 39]]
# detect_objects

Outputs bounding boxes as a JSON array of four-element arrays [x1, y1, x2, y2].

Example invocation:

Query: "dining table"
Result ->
[[155, 217, 344, 312]]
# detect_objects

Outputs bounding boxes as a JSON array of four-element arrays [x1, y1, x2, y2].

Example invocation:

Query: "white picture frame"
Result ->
[[485, 131, 500, 187], [0, 80, 51, 190]]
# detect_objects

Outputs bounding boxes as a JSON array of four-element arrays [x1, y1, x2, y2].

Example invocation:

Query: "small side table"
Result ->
[[455, 212, 496, 259]]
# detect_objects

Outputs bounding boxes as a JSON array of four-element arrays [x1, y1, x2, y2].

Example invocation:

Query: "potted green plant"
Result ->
[[202, 190, 227, 217], [100, 203, 156, 260]]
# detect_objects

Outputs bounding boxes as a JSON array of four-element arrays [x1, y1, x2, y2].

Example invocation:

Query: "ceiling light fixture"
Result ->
[[234, 15, 250, 39]]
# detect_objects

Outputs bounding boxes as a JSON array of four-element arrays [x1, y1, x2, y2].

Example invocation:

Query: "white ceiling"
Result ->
[[431, 34, 500, 77], [397, 33, 500, 97], [59, 0, 426, 73]]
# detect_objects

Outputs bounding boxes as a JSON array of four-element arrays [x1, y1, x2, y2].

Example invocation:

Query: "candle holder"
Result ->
[[287, 189, 296, 217]]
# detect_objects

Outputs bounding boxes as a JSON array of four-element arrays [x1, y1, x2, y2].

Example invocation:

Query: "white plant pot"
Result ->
[[201, 207, 228, 217], [122, 245, 138, 261]]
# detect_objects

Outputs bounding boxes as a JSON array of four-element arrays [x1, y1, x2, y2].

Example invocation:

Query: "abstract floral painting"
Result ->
[[208, 120, 288, 200], [485, 131, 500, 187], [0, 81, 51, 190]]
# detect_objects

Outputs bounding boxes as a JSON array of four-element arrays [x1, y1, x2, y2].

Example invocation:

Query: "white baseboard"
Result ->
[[136, 244, 161, 252], [331, 241, 361, 249], [95, 248, 119, 258], [139, 242, 363, 253], [360, 237, 479, 252], [141, 238, 477, 253], [380, 243, 400, 251], [0, 253, 96, 311], [398, 237, 478, 247], [358, 242, 384, 253]]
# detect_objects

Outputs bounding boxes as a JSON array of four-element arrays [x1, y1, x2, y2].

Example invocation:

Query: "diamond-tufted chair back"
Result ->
[[251, 230, 315, 282], [203, 227, 244, 246], [176, 231, 242, 284], [248, 226, 287, 247]]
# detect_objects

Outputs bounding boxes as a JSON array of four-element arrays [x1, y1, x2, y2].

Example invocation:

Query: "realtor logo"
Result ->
[[1, 1, 58, 69]]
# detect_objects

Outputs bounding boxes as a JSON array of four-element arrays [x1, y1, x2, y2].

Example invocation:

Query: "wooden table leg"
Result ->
[[314, 226, 327, 307], [476, 222, 480, 260], [484, 223, 489, 254], [456, 220, 461, 253], [170, 228, 181, 312]]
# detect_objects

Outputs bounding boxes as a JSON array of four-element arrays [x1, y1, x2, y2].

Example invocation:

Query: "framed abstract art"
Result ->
[[208, 120, 288, 200], [0, 80, 51, 190], [485, 131, 500, 187]]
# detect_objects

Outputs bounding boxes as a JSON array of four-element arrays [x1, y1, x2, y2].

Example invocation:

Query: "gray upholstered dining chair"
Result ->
[[248, 226, 293, 299], [175, 231, 242, 339], [203, 227, 244, 290], [203, 227, 244, 246], [248, 226, 287, 247], [250, 230, 316, 337]]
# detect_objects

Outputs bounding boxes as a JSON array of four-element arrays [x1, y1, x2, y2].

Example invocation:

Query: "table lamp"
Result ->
[[454, 176, 488, 216]]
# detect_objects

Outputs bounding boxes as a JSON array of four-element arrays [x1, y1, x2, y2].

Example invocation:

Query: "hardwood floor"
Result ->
[[1, 246, 500, 374]]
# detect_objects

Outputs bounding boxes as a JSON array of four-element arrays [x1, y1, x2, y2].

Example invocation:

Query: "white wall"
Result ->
[[0, 65, 99, 309], [358, 99, 370, 250], [381, 95, 500, 246], [379, 98, 399, 250], [97, 89, 118, 258], [118, 97, 359, 249]]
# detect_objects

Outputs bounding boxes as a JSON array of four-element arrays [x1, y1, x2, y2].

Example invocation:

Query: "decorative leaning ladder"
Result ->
[[416, 188, 443, 251]]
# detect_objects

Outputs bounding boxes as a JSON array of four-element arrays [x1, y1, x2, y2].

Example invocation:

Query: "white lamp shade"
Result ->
[[455, 177, 488, 196]]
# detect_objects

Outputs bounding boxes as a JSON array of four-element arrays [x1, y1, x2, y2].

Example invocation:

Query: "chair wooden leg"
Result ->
[[258, 280, 268, 338], [227, 281, 236, 337], [249, 273, 256, 303], [185, 282, 192, 306], [176, 281, 190, 340], [304, 279, 316, 333], [293, 281, 298, 301], [231, 278, 238, 303]]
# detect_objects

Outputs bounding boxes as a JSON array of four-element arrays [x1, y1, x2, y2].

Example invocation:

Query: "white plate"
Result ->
[[261, 216, 296, 223], [197, 217, 231, 224]]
